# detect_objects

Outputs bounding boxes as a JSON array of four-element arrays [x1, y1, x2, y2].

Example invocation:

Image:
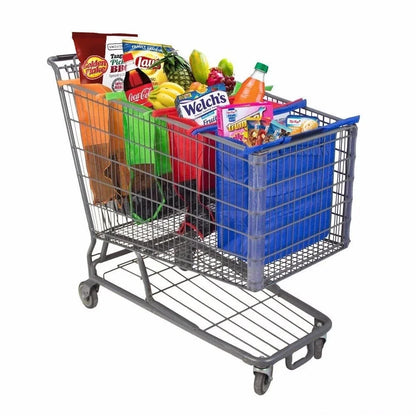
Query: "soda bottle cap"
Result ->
[[123, 53, 134, 63], [255, 62, 268, 73]]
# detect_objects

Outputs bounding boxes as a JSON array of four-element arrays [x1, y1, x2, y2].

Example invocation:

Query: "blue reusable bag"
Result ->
[[215, 114, 359, 268]]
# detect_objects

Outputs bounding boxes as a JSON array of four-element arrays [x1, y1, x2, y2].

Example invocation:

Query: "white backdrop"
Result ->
[[2, 0, 415, 415]]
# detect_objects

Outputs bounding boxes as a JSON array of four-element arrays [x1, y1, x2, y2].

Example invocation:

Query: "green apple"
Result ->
[[218, 58, 234, 76]]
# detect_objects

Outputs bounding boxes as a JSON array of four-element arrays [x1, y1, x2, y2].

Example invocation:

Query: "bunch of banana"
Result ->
[[148, 82, 185, 109]]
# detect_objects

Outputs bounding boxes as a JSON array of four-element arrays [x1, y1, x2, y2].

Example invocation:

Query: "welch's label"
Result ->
[[175, 84, 230, 126]]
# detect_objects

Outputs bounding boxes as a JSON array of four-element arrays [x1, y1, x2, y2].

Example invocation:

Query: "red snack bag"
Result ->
[[72, 32, 138, 91]]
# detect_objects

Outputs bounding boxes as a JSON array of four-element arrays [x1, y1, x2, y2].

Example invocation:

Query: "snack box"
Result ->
[[216, 102, 274, 142], [175, 84, 229, 126], [286, 115, 319, 135]]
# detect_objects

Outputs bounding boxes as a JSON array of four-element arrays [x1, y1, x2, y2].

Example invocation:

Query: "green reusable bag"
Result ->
[[106, 92, 172, 223]]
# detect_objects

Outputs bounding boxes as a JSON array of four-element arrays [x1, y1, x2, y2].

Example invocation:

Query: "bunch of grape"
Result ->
[[206, 67, 236, 95], [223, 75, 236, 95]]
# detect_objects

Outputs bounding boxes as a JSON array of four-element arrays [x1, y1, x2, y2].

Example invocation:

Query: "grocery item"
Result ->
[[206, 67, 236, 95], [187, 82, 208, 93], [245, 118, 292, 147], [258, 118, 271, 144], [273, 111, 291, 125], [216, 102, 273, 142], [223, 75, 236, 95], [72, 32, 138, 91], [122, 40, 174, 87], [246, 119, 263, 147], [149, 47, 195, 90], [233, 82, 274, 95], [189, 50, 210, 84], [218, 58, 234, 77], [286, 115, 319, 135], [102, 35, 140, 92], [175, 84, 229, 126], [206, 67, 224, 86], [265, 121, 292, 142], [148, 82, 185, 109], [123, 53, 153, 105], [243, 118, 273, 147], [233, 62, 268, 104]]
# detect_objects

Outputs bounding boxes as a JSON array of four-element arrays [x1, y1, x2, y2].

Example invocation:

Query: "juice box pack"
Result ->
[[216, 102, 274, 142], [175, 84, 229, 126]]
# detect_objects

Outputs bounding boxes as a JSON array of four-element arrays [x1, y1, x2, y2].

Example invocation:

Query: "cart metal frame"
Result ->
[[48, 53, 357, 395]]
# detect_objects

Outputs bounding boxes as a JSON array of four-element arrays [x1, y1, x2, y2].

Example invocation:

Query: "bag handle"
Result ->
[[321, 115, 360, 131], [190, 124, 217, 136], [273, 98, 307, 115]]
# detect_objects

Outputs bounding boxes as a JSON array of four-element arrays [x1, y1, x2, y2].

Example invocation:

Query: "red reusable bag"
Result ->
[[152, 108, 216, 237]]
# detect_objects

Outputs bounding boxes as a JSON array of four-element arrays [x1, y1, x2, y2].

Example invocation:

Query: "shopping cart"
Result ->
[[48, 53, 358, 395]]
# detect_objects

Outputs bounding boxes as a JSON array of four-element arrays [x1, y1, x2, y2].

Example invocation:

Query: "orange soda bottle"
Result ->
[[233, 62, 268, 104]]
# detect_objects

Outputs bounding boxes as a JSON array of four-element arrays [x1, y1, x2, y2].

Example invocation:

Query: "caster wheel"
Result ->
[[174, 244, 194, 271], [254, 372, 271, 395], [174, 231, 197, 271], [78, 282, 99, 309], [314, 338, 326, 359]]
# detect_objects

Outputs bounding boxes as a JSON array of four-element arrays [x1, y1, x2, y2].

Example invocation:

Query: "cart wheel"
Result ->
[[314, 338, 326, 359], [78, 282, 99, 309], [174, 230, 197, 271], [253, 372, 271, 395], [175, 244, 194, 271]]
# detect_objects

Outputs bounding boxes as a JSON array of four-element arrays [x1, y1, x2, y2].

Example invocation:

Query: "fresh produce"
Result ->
[[206, 67, 236, 95], [206, 67, 224, 86], [146, 47, 237, 107], [187, 82, 208, 93], [189, 50, 210, 84], [148, 81, 185, 109], [218, 58, 234, 77], [223, 75, 236, 95], [148, 47, 195, 91]]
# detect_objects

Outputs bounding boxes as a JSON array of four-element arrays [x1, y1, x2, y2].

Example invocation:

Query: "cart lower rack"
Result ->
[[48, 54, 358, 395], [80, 239, 330, 395]]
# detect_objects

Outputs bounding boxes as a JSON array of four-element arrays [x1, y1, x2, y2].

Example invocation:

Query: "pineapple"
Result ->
[[149, 46, 195, 91]]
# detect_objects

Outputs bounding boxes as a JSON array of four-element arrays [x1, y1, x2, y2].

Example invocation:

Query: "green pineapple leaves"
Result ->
[[148, 46, 191, 71]]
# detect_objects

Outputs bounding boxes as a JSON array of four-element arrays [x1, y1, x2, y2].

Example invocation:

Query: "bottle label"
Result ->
[[126, 83, 153, 105]]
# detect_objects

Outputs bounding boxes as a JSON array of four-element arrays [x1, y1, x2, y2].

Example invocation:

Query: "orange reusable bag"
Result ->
[[58, 79, 129, 204]]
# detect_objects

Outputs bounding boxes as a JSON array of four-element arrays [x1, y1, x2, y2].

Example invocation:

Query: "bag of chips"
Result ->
[[122, 40, 174, 87], [72, 32, 138, 91]]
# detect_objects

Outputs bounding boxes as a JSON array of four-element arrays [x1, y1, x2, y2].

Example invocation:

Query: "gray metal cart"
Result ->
[[48, 54, 358, 395]]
